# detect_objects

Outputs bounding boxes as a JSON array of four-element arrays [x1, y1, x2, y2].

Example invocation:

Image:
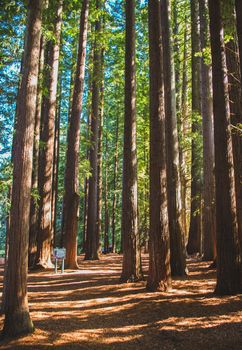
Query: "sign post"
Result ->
[[53, 248, 66, 274]]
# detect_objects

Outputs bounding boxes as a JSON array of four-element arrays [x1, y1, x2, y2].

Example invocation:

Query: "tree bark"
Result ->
[[187, 0, 202, 255], [62, 0, 89, 268], [85, 0, 101, 260], [2, 0, 43, 337], [104, 133, 109, 254], [28, 34, 45, 268], [147, 0, 171, 292], [36, 0, 63, 269], [199, 0, 216, 261], [111, 114, 119, 253], [120, 0, 142, 282], [208, 0, 241, 295], [161, 0, 186, 276]]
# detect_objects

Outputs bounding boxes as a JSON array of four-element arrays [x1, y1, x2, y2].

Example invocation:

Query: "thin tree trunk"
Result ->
[[187, 0, 202, 255], [147, 0, 171, 292], [97, 49, 105, 254], [179, 20, 189, 240], [111, 114, 119, 253], [104, 133, 109, 254], [121, 0, 142, 282], [208, 0, 241, 295], [85, 0, 101, 260], [2, 0, 43, 337], [199, 0, 216, 261], [62, 0, 89, 268], [161, 0, 186, 276], [36, 0, 63, 268]]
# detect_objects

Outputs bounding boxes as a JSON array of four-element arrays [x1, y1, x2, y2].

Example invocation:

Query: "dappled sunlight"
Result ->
[[0, 254, 242, 349]]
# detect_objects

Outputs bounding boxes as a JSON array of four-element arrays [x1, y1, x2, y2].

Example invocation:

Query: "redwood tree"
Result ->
[[2, 0, 43, 337], [187, 0, 202, 255], [120, 0, 142, 282], [208, 0, 241, 295], [62, 0, 89, 269], [85, 0, 101, 260], [36, 0, 63, 268], [160, 0, 186, 276], [147, 0, 171, 292], [199, 0, 216, 261]]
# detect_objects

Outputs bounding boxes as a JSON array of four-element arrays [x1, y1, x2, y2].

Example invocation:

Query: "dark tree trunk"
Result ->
[[208, 0, 241, 295], [120, 0, 142, 282], [85, 0, 101, 260], [235, 0, 242, 248], [28, 34, 45, 268], [187, 0, 202, 255], [111, 114, 119, 253], [62, 0, 89, 268], [147, 0, 171, 292], [161, 0, 186, 276], [2, 0, 43, 337], [36, 0, 63, 269], [199, 0, 216, 261]]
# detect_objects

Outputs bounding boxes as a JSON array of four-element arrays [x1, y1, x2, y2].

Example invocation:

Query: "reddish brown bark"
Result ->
[[62, 0, 89, 268], [36, 0, 63, 269], [199, 0, 216, 261], [121, 0, 142, 282], [161, 0, 186, 276], [208, 0, 241, 295], [2, 0, 43, 337], [187, 0, 202, 255], [85, 0, 101, 261], [111, 114, 119, 253], [147, 0, 171, 292]]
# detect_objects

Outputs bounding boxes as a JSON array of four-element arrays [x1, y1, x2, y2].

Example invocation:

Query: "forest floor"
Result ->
[[0, 254, 242, 350]]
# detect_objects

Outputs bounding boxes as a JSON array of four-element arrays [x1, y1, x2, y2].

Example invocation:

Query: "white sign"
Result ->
[[54, 248, 66, 259]]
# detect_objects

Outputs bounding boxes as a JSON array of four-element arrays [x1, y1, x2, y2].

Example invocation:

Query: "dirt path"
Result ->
[[0, 254, 241, 349]]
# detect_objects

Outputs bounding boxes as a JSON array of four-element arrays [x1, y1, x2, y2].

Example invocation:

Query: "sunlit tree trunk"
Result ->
[[28, 34, 44, 268], [111, 114, 119, 253], [121, 0, 142, 282], [85, 0, 101, 260], [36, 0, 63, 268], [62, 0, 89, 268], [2, 0, 43, 337], [161, 0, 186, 276], [147, 0, 171, 292], [208, 0, 241, 295], [199, 0, 216, 261], [187, 0, 202, 255]]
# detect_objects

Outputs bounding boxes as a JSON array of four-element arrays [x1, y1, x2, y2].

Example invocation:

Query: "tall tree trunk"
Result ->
[[161, 0, 186, 276], [172, 0, 181, 111], [62, 0, 89, 268], [28, 34, 45, 268], [187, 0, 202, 255], [85, 0, 101, 260], [235, 0, 242, 248], [52, 78, 61, 247], [2, 0, 43, 337], [111, 114, 119, 253], [147, 0, 171, 292], [199, 0, 216, 261], [179, 20, 189, 240], [120, 0, 142, 282], [97, 49, 104, 254], [224, 4, 242, 249], [104, 133, 109, 254], [208, 0, 241, 295], [36, 0, 63, 268]]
